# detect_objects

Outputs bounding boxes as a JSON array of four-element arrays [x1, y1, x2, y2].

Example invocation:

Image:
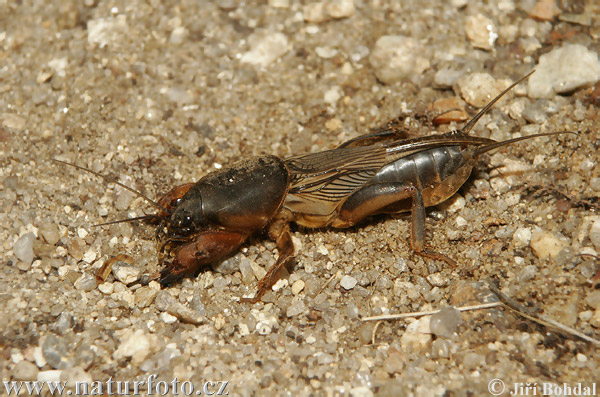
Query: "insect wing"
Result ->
[[284, 145, 387, 215]]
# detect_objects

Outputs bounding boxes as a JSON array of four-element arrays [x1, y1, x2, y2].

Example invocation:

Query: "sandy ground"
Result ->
[[1, 0, 599, 396]]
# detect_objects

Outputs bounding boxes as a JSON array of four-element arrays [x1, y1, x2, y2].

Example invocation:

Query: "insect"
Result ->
[[57, 71, 571, 302]]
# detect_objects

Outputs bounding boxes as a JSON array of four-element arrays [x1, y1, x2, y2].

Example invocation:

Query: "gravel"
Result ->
[[1, 0, 598, 395]]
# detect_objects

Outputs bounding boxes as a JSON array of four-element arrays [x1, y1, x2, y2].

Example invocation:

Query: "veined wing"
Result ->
[[284, 145, 387, 216]]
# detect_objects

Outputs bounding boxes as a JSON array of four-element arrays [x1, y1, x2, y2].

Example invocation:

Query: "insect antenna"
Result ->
[[92, 214, 168, 228], [461, 70, 535, 136], [474, 131, 577, 157], [53, 158, 167, 213]]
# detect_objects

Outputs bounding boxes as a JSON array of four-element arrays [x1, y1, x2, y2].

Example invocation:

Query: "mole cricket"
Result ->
[[57, 72, 572, 302]]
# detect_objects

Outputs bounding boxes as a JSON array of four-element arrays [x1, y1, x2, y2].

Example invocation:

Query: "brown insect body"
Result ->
[[58, 72, 571, 302]]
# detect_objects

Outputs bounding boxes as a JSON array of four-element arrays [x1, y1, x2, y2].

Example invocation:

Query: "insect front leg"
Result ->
[[242, 216, 294, 303], [334, 182, 456, 266], [160, 229, 250, 286]]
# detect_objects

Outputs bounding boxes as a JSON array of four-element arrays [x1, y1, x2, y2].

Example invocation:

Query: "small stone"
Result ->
[[286, 300, 307, 317], [113, 329, 157, 365], [12, 360, 39, 381], [513, 227, 532, 247], [87, 16, 128, 48], [37, 370, 62, 383], [135, 286, 159, 308], [39, 223, 60, 245], [517, 265, 537, 282], [383, 350, 406, 374], [430, 307, 462, 338], [434, 68, 463, 88], [170, 26, 187, 45], [585, 291, 600, 310], [2, 113, 26, 130], [464, 14, 497, 50], [431, 339, 452, 359], [112, 262, 141, 284], [528, 0, 560, 21], [324, 88, 342, 106], [160, 312, 178, 324], [53, 312, 74, 335], [42, 335, 69, 369], [98, 282, 114, 294], [457, 72, 509, 108], [291, 280, 305, 295], [114, 190, 135, 211], [13, 232, 36, 268], [591, 309, 600, 328], [401, 317, 432, 350], [60, 366, 92, 384], [463, 352, 485, 370], [74, 273, 97, 291], [589, 220, 600, 252], [340, 275, 358, 290], [528, 44, 600, 99], [326, 0, 355, 19], [546, 300, 578, 327], [369, 35, 430, 84], [240, 32, 290, 68], [530, 229, 569, 259]]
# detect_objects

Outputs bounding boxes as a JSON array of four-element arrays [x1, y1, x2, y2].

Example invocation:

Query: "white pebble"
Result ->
[[160, 312, 178, 324], [528, 44, 600, 99], [530, 229, 569, 259], [112, 263, 141, 284], [513, 227, 532, 247], [87, 16, 128, 48], [240, 32, 290, 68], [369, 35, 430, 84], [291, 279, 305, 294], [464, 14, 497, 50], [590, 220, 600, 252], [455, 216, 467, 227], [13, 232, 36, 266], [340, 275, 358, 290], [457, 72, 507, 108]]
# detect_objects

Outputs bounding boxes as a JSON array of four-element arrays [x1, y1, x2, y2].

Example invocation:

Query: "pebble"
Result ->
[[113, 329, 157, 364], [37, 370, 62, 383], [98, 282, 114, 294], [154, 290, 204, 324], [401, 317, 432, 350], [74, 273, 97, 291], [12, 360, 39, 381], [369, 35, 430, 84], [528, 44, 600, 99], [464, 14, 497, 50], [462, 352, 485, 370], [112, 262, 141, 284], [528, 0, 560, 21], [456, 73, 507, 108], [42, 334, 69, 369], [303, 0, 355, 23], [434, 68, 463, 88], [517, 265, 537, 282], [546, 300, 578, 327], [589, 220, 600, 252], [135, 286, 159, 308], [585, 291, 600, 310], [2, 113, 27, 130], [291, 279, 305, 295], [13, 232, 36, 267], [430, 307, 462, 338], [529, 229, 569, 259], [60, 366, 92, 384], [340, 275, 358, 290], [87, 16, 128, 48], [240, 32, 290, 68], [53, 312, 74, 335], [431, 339, 452, 359], [286, 300, 307, 317], [39, 223, 60, 245]]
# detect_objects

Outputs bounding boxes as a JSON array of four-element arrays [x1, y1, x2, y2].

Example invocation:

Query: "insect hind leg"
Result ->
[[335, 182, 456, 266]]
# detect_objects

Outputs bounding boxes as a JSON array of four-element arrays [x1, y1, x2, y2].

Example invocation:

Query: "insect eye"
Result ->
[[180, 215, 192, 229]]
